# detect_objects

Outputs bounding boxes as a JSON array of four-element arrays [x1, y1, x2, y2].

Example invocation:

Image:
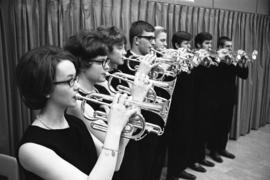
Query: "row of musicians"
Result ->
[[16, 20, 248, 180]]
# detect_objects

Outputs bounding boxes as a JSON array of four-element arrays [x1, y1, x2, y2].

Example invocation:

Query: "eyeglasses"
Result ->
[[89, 58, 110, 69], [53, 76, 78, 87], [137, 35, 155, 41]]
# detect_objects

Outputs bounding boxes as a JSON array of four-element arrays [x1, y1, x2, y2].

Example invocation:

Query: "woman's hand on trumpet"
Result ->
[[107, 93, 139, 133]]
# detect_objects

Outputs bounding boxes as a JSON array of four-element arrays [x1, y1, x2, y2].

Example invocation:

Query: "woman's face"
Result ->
[[83, 55, 109, 83], [108, 43, 126, 66], [155, 32, 167, 51], [50, 60, 78, 108]]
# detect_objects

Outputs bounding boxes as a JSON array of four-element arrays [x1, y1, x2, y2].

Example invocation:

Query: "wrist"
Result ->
[[101, 146, 119, 157], [107, 126, 122, 137]]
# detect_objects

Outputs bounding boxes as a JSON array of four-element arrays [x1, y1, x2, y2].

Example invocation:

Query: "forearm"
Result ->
[[88, 122, 128, 171], [115, 137, 130, 170], [88, 128, 121, 180]]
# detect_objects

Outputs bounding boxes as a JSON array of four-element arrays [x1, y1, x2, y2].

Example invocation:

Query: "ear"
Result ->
[[134, 36, 140, 46], [175, 43, 181, 49], [45, 94, 50, 99]]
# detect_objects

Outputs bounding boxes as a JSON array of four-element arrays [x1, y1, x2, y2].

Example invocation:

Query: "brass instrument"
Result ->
[[76, 93, 166, 139], [228, 50, 258, 65], [151, 48, 205, 73], [76, 94, 146, 140], [122, 56, 169, 80], [191, 49, 220, 67], [106, 72, 176, 98], [193, 49, 258, 66], [123, 55, 181, 80], [107, 71, 175, 127]]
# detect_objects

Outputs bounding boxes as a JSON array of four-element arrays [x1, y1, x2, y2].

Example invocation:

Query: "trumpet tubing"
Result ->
[[76, 94, 147, 140], [145, 122, 164, 135], [89, 120, 146, 141], [76, 93, 164, 117], [76, 93, 168, 140], [106, 72, 176, 97]]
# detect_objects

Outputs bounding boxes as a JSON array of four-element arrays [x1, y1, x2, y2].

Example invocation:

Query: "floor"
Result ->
[[160, 124, 270, 180]]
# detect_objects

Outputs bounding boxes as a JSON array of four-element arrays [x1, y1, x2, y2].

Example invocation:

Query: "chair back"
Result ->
[[0, 154, 19, 180]]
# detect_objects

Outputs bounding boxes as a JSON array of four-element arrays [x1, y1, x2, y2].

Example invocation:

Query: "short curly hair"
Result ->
[[16, 46, 77, 110], [172, 31, 192, 49], [194, 32, 212, 48]]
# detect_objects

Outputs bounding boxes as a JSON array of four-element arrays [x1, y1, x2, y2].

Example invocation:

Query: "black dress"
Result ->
[[18, 114, 98, 180]]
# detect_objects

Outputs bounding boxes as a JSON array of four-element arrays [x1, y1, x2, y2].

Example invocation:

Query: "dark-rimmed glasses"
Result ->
[[89, 58, 110, 69], [53, 76, 78, 87], [137, 35, 155, 41]]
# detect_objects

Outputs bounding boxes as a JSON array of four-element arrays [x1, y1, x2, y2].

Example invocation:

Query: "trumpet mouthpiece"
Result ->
[[75, 94, 84, 101]]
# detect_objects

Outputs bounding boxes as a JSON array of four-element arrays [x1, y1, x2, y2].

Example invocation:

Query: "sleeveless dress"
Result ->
[[18, 114, 98, 180]]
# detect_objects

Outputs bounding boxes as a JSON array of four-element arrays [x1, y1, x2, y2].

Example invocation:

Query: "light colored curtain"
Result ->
[[0, 0, 269, 155], [146, 1, 270, 138]]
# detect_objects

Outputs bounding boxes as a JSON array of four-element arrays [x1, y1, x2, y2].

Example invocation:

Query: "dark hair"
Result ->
[[172, 31, 192, 49], [96, 26, 126, 52], [194, 32, 213, 48], [64, 30, 109, 70], [217, 36, 232, 48], [129, 20, 155, 45], [16, 46, 76, 110]]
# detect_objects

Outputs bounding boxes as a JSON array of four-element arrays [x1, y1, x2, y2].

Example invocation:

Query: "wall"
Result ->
[[152, 0, 270, 15]]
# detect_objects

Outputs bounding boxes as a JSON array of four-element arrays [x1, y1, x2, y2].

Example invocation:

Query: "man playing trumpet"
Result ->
[[207, 36, 249, 163]]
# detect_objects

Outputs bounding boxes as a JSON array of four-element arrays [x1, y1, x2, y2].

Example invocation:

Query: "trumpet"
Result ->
[[151, 48, 206, 73], [76, 92, 168, 128], [123, 55, 181, 80], [226, 50, 258, 65], [122, 56, 140, 72], [151, 48, 185, 61], [75, 94, 146, 140], [106, 72, 176, 98], [192, 49, 258, 67]]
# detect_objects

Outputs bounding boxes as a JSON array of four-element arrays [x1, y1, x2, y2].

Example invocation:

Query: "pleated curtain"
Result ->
[[0, 0, 269, 155]]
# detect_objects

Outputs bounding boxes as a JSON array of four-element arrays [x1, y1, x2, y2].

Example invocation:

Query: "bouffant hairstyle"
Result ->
[[16, 46, 76, 110], [96, 26, 127, 52], [64, 30, 109, 71]]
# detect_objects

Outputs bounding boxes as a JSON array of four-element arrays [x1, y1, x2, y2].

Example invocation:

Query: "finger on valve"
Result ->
[[132, 74, 152, 102]]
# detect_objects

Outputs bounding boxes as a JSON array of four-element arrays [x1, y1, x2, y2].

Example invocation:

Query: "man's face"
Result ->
[[199, 40, 212, 50], [222, 41, 233, 51], [137, 30, 155, 55], [180, 40, 191, 49], [154, 32, 167, 51]]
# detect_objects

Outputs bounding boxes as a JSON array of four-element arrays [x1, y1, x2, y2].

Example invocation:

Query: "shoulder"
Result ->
[[65, 114, 87, 129]]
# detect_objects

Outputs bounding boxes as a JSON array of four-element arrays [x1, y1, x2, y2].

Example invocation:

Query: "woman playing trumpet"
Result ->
[[16, 46, 138, 180], [64, 30, 154, 169]]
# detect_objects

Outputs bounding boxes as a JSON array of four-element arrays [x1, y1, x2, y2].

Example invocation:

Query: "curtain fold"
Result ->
[[0, 0, 269, 155]]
